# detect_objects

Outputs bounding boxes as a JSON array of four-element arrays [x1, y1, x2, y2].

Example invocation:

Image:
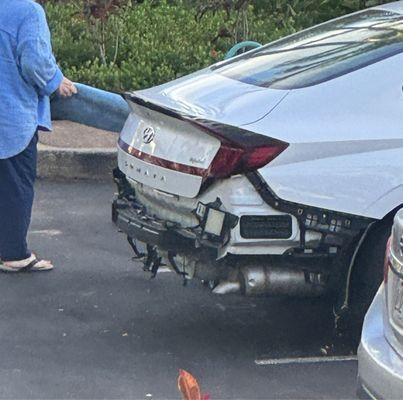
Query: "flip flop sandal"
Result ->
[[0, 255, 54, 273]]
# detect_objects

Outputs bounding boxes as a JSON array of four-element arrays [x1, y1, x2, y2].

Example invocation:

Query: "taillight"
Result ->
[[208, 140, 288, 179], [208, 145, 243, 178], [245, 145, 286, 170], [384, 236, 392, 283]]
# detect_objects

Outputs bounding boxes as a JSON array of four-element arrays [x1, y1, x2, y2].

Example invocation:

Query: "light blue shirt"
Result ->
[[0, 0, 63, 159]]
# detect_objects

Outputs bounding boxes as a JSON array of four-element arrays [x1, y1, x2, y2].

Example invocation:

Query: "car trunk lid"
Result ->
[[118, 101, 221, 198], [134, 69, 289, 127], [118, 93, 288, 198]]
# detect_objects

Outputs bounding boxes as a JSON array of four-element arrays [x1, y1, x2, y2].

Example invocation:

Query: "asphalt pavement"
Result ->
[[0, 181, 359, 399]]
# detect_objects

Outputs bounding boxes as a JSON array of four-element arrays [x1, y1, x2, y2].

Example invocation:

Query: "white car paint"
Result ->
[[138, 69, 290, 127], [119, 108, 220, 197], [249, 53, 403, 219], [117, 1, 403, 258]]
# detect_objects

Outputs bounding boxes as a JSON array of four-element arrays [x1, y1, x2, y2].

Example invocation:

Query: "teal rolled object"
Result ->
[[225, 41, 262, 60], [51, 83, 130, 133]]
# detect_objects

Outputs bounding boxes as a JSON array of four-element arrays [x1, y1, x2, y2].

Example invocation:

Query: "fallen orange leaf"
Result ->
[[178, 370, 210, 400]]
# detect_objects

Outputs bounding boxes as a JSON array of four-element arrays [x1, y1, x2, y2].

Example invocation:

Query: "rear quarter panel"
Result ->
[[245, 53, 403, 219]]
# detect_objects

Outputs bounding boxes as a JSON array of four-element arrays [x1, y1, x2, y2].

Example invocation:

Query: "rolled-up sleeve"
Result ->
[[16, 4, 63, 97]]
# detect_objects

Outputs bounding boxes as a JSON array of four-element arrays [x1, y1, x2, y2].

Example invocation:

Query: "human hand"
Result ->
[[57, 77, 78, 97]]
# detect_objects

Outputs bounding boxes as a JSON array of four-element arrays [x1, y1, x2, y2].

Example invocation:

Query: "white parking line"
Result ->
[[255, 355, 357, 366], [157, 266, 173, 273], [29, 229, 62, 236]]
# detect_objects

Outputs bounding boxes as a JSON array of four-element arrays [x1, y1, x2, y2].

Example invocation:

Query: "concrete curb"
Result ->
[[38, 144, 117, 180]]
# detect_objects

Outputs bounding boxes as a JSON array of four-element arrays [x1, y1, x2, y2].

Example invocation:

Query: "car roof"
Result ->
[[375, 0, 403, 14]]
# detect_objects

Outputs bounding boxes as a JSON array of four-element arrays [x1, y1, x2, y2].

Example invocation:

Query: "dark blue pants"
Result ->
[[0, 133, 37, 261]]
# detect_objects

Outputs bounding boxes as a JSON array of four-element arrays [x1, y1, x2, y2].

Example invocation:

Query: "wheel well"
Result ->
[[347, 203, 401, 291], [334, 205, 399, 337]]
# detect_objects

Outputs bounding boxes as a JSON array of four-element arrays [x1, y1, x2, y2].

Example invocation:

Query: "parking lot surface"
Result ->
[[0, 181, 358, 399]]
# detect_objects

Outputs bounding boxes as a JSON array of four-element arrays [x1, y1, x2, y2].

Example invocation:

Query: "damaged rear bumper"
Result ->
[[112, 169, 238, 252], [111, 168, 362, 298], [112, 197, 193, 251]]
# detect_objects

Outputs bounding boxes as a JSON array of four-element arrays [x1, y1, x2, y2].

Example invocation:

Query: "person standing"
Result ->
[[0, 0, 77, 272]]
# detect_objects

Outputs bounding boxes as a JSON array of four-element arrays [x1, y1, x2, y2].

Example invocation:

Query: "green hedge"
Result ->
[[45, 0, 391, 92]]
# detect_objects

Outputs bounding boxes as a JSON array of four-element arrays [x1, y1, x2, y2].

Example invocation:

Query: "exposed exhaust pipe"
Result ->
[[212, 281, 241, 295], [136, 242, 326, 298], [213, 266, 326, 297], [239, 266, 326, 297]]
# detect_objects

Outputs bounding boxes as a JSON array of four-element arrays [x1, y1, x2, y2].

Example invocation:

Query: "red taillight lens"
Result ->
[[208, 140, 288, 179], [244, 145, 287, 170], [384, 236, 392, 283], [208, 145, 243, 178]]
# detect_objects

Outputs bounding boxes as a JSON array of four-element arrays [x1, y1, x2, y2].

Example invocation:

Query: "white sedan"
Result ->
[[112, 1, 403, 331]]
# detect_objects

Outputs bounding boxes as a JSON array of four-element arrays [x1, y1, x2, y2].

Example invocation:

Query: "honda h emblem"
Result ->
[[142, 126, 155, 144]]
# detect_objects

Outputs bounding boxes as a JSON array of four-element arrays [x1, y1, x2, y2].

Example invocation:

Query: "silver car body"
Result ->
[[357, 210, 403, 399]]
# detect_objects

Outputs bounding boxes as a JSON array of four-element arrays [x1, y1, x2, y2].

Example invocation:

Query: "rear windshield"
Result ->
[[213, 9, 403, 89]]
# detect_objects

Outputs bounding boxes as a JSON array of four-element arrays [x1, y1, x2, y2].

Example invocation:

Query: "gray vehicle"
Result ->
[[357, 210, 403, 399]]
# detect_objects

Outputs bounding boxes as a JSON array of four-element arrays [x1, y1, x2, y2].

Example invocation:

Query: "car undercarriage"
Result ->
[[112, 166, 375, 305]]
